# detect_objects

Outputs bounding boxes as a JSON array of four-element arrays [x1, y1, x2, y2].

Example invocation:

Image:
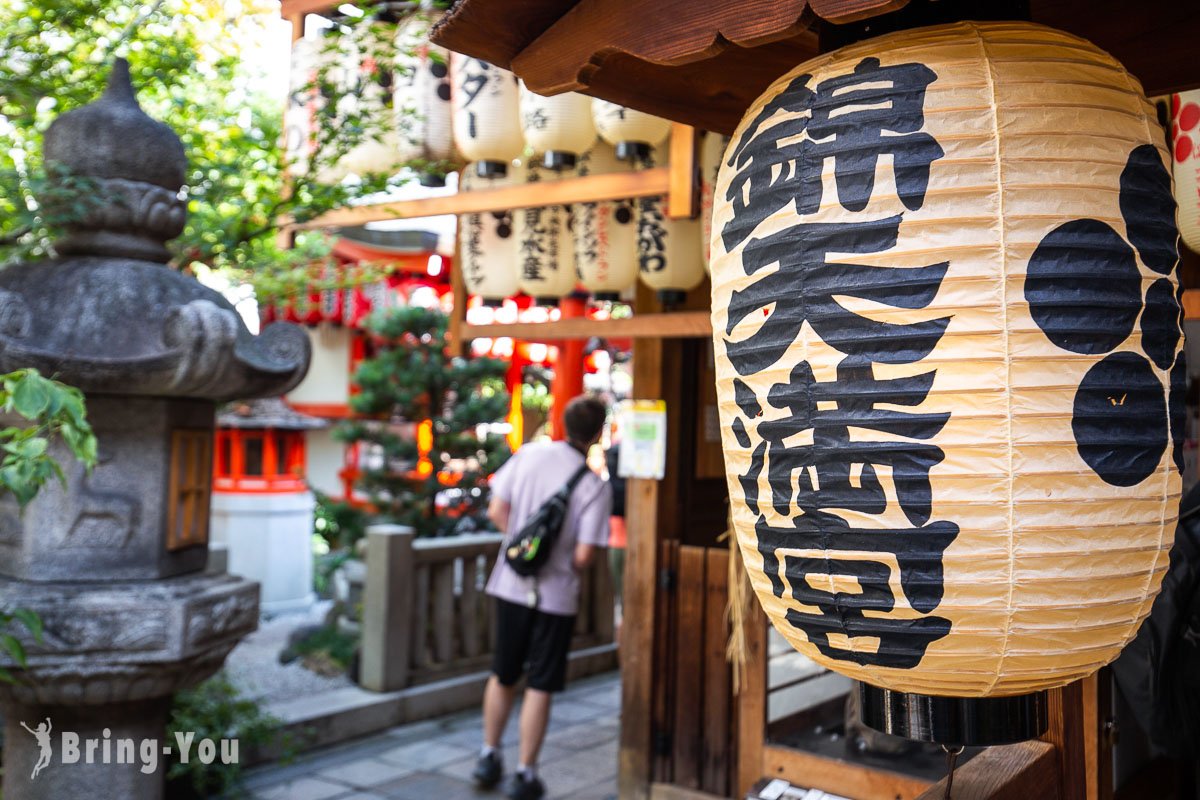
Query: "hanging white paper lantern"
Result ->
[[394, 10, 454, 186], [452, 54, 523, 178], [284, 34, 351, 184], [519, 83, 597, 170], [339, 16, 402, 179], [573, 145, 638, 301], [635, 155, 704, 305], [459, 163, 520, 305], [515, 162, 576, 303], [699, 131, 729, 274], [1174, 90, 1200, 255], [592, 99, 671, 162]]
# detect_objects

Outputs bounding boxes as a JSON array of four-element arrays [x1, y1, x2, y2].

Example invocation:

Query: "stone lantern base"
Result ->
[[0, 572, 258, 800]]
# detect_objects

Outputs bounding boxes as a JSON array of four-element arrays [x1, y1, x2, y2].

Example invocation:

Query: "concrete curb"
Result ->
[[248, 643, 618, 765]]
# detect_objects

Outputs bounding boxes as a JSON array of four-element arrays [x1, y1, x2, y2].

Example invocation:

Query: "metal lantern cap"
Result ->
[[859, 684, 1049, 747]]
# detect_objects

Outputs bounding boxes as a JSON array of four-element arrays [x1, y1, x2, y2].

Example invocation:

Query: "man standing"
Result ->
[[474, 395, 612, 800]]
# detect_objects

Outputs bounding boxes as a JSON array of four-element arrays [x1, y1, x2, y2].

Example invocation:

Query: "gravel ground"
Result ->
[[223, 601, 353, 704]]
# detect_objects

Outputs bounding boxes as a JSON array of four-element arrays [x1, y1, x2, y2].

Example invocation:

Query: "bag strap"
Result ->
[[562, 462, 591, 495]]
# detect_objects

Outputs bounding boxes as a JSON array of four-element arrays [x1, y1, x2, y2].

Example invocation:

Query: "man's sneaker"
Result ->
[[472, 751, 503, 789], [505, 772, 546, 800]]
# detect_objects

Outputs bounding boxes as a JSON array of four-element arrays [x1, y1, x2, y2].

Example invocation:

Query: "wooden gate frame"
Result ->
[[734, 594, 1114, 800]]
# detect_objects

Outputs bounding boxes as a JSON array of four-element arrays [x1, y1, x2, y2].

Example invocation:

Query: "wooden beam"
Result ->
[[509, 0, 816, 95], [914, 741, 1059, 800], [667, 124, 698, 220], [620, 335, 666, 800], [736, 594, 768, 797], [279, 0, 337, 18], [448, 251, 466, 358], [649, 783, 726, 800], [462, 310, 712, 341], [1183, 289, 1200, 321], [1042, 680, 1088, 800], [761, 744, 932, 800], [290, 168, 670, 230]]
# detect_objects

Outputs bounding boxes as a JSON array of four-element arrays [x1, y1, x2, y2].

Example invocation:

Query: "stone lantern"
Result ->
[[0, 61, 310, 799]]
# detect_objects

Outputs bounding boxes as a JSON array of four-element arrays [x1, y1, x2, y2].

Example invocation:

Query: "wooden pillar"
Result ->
[[619, 334, 664, 800], [448, 247, 468, 359], [359, 524, 415, 692], [667, 123, 698, 220], [549, 296, 587, 439]]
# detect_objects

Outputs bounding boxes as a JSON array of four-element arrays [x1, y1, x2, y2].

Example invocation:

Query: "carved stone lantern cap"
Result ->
[[0, 59, 310, 401], [43, 58, 186, 192]]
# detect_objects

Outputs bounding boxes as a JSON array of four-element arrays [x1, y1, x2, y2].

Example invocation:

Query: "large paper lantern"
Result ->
[[515, 162, 576, 303], [1174, 90, 1200, 255], [573, 145, 638, 301], [394, 10, 454, 186], [459, 163, 520, 305], [637, 155, 704, 305], [711, 21, 1183, 735], [284, 35, 350, 184], [592, 100, 671, 162], [452, 54, 523, 177], [520, 84, 597, 170], [339, 15, 402, 178], [699, 131, 729, 274]]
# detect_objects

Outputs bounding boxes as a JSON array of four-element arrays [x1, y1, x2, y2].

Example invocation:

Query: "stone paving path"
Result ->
[[241, 671, 621, 800]]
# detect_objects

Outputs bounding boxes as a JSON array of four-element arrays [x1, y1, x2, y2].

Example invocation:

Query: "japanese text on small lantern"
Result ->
[[722, 57, 956, 670]]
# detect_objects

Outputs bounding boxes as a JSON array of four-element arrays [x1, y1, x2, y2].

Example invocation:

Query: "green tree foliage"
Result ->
[[0, 368, 99, 682], [336, 307, 511, 537], [166, 671, 294, 798], [0, 0, 432, 277]]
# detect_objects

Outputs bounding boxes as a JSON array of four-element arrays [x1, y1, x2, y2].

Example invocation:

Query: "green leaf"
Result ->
[[1, 633, 26, 667], [12, 608, 42, 644], [11, 374, 50, 420]]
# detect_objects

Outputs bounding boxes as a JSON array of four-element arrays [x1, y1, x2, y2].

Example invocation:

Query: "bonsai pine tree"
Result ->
[[336, 306, 511, 537]]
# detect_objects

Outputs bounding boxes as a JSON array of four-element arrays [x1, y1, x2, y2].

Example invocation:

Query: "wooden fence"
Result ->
[[360, 525, 615, 692]]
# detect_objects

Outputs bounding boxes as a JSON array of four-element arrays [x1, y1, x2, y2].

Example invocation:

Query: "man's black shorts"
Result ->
[[492, 597, 576, 693]]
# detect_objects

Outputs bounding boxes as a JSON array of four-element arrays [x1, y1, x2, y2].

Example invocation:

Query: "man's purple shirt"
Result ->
[[486, 440, 612, 616]]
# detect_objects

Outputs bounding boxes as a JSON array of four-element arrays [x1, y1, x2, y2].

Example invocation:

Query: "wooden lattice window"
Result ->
[[167, 429, 213, 551]]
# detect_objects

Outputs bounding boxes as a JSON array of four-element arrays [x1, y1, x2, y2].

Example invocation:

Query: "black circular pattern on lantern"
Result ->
[[1025, 219, 1141, 354], [1142, 278, 1181, 370], [1027, 145, 1183, 487], [1170, 352, 1187, 472], [1120, 144, 1178, 275], [1072, 352, 1168, 487]]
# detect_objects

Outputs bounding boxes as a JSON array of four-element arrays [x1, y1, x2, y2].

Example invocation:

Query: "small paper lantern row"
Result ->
[[394, 10, 454, 186], [452, 54, 523, 178], [1174, 90, 1200, 255], [699, 131, 730, 274], [515, 162, 576, 304], [519, 83, 597, 170], [592, 100, 671, 162], [573, 145, 638, 301], [459, 163, 520, 305], [636, 153, 704, 306], [711, 21, 1183, 698], [338, 17, 402, 179]]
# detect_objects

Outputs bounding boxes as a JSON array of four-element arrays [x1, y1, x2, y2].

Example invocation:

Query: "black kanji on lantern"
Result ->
[[742, 359, 959, 668], [724, 56, 956, 669], [724, 216, 950, 376], [722, 57, 943, 253], [638, 197, 667, 273]]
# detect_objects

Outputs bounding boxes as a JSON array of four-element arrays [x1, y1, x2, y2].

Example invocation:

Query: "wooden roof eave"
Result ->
[[431, 0, 1200, 134]]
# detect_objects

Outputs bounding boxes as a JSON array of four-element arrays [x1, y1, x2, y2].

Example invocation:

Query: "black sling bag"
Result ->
[[503, 463, 591, 578]]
